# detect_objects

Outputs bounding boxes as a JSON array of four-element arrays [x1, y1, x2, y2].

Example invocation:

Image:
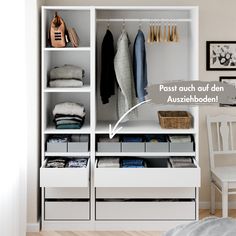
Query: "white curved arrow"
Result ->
[[109, 99, 152, 139]]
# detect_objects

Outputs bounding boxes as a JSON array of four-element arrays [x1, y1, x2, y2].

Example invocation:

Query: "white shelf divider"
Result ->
[[96, 152, 195, 157]]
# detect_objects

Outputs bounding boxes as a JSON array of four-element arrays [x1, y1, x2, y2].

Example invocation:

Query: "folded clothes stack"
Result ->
[[145, 134, 167, 142], [66, 158, 87, 168], [168, 135, 192, 143], [47, 135, 71, 143], [46, 158, 88, 168], [97, 157, 120, 168], [71, 134, 89, 142], [46, 158, 67, 168], [99, 135, 119, 142], [53, 102, 86, 129], [168, 157, 196, 168], [122, 136, 143, 142], [121, 158, 147, 168], [49, 64, 85, 87]]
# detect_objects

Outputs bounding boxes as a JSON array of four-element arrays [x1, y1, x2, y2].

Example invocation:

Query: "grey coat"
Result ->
[[114, 31, 136, 121]]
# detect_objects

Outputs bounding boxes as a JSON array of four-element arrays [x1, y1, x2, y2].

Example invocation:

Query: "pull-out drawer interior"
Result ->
[[45, 201, 90, 220], [95, 158, 200, 187], [45, 187, 89, 199], [96, 200, 195, 220], [40, 159, 90, 187], [96, 187, 195, 199]]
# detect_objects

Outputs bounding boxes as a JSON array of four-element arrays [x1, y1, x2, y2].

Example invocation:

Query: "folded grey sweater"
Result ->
[[50, 65, 85, 80]]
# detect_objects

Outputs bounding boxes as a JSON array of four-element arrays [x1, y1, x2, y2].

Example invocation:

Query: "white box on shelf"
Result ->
[[68, 142, 88, 152], [46, 142, 67, 152], [97, 142, 121, 152]]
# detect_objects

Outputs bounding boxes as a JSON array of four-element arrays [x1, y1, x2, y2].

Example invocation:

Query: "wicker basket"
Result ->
[[158, 111, 192, 129]]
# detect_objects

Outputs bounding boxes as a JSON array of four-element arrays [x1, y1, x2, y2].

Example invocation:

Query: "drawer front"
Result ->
[[45, 201, 89, 220], [170, 142, 194, 152], [96, 187, 195, 199], [47, 142, 67, 152], [95, 164, 200, 188], [122, 143, 145, 152], [40, 161, 89, 187], [97, 142, 121, 152], [68, 142, 88, 152], [45, 187, 89, 199], [96, 201, 195, 220], [146, 142, 169, 152]]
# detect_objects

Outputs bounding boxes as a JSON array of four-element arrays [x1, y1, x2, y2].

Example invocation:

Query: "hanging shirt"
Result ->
[[100, 29, 116, 104], [133, 29, 148, 102], [114, 31, 136, 121]]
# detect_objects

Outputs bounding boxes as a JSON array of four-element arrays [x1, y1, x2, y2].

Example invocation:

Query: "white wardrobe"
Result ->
[[40, 5, 200, 231]]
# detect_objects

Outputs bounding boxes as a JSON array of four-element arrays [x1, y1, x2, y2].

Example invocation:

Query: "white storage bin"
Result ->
[[68, 142, 88, 152], [146, 142, 169, 152], [96, 201, 195, 220], [40, 160, 90, 187], [46, 142, 67, 152], [97, 142, 121, 152], [45, 201, 89, 220], [122, 142, 145, 152], [170, 142, 194, 152], [45, 187, 89, 199]]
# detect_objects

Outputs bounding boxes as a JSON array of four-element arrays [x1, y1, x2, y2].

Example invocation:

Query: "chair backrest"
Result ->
[[207, 115, 236, 169]]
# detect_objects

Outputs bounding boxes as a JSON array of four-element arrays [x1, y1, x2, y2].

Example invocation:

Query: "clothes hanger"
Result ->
[[171, 23, 175, 42], [159, 22, 163, 42], [147, 21, 152, 43], [138, 20, 142, 31], [175, 23, 179, 42], [167, 22, 171, 42], [163, 23, 167, 43], [153, 21, 157, 42], [122, 19, 126, 33], [107, 19, 110, 30]]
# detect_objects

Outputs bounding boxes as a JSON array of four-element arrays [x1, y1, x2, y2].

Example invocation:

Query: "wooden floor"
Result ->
[[27, 209, 236, 236]]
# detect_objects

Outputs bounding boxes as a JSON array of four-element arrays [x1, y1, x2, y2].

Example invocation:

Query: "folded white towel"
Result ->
[[50, 65, 85, 80], [49, 79, 83, 87], [53, 102, 85, 117]]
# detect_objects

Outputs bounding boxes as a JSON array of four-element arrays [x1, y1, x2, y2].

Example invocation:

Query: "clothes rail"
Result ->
[[96, 18, 191, 22]]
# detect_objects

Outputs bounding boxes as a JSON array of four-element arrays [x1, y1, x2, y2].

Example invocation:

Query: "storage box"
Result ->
[[46, 142, 67, 152], [97, 142, 121, 152], [122, 142, 145, 152], [146, 142, 169, 152], [68, 142, 88, 152], [170, 142, 194, 152], [158, 111, 193, 129]]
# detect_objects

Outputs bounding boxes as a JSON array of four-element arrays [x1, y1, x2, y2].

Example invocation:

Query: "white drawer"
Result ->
[[96, 187, 195, 199], [45, 201, 89, 220], [96, 201, 195, 220], [95, 160, 200, 188], [40, 160, 90, 187], [45, 187, 89, 199]]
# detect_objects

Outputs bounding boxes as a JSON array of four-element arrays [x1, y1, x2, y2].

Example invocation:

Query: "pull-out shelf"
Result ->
[[40, 160, 90, 187], [95, 160, 200, 188]]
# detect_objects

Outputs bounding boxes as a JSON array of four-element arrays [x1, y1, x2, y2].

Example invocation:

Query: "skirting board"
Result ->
[[200, 201, 236, 209], [27, 220, 40, 232]]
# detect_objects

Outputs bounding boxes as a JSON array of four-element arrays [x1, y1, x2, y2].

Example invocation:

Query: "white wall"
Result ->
[[28, 0, 236, 226]]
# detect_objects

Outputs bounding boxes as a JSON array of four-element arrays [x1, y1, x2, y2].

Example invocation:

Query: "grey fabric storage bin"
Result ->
[[170, 142, 194, 152], [68, 142, 88, 152], [146, 142, 169, 152], [46, 142, 67, 152], [122, 142, 145, 152], [97, 142, 121, 152]]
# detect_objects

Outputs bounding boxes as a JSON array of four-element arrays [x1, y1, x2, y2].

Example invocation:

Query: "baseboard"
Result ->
[[200, 201, 236, 209], [27, 220, 40, 232]]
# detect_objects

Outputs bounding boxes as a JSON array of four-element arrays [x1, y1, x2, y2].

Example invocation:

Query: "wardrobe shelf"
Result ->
[[44, 47, 91, 52], [44, 124, 91, 134], [96, 120, 196, 134], [45, 152, 90, 157], [44, 86, 91, 93], [96, 152, 196, 157]]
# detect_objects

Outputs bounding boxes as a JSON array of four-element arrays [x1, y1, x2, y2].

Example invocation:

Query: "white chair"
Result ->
[[207, 115, 236, 217]]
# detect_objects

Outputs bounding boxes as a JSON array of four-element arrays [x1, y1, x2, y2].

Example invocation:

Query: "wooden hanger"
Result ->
[[167, 23, 171, 42], [163, 24, 167, 42]]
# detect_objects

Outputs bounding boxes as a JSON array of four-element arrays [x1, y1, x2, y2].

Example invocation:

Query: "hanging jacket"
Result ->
[[100, 29, 116, 104], [114, 31, 136, 121], [133, 30, 148, 102]]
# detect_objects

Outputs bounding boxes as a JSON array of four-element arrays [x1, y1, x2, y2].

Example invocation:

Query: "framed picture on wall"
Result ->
[[206, 41, 236, 70], [219, 76, 236, 106]]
